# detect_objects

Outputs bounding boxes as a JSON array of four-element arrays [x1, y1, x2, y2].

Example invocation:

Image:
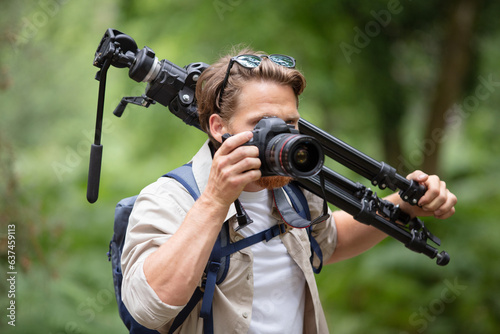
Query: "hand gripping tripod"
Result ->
[[298, 119, 449, 265]]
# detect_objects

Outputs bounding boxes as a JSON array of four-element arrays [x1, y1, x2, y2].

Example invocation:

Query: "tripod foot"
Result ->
[[436, 251, 450, 266]]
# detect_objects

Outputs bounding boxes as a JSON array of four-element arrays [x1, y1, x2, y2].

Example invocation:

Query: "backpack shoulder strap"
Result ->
[[163, 163, 200, 200], [163, 163, 231, 284], [112, 164, 320, 334], [110, 163, 203, 334], [163, 163, 232, 334]]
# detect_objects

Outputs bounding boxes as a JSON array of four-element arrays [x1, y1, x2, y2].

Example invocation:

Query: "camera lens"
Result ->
[[294, 147, 308, 164], [292, 144, 313, 172], [266, 134, 324, 178]]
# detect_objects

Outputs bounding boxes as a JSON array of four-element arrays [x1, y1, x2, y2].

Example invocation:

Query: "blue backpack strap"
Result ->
[[168, 287, 203, 334], [200, 222, 286, 334], [164, 163, 200, 200], [219, 224, 286, 257], [283, 182, 324, 274], [200, 241, 222, 324], [110, 163, 205, 334], [164, 163, 230, 334], [308, 231, 323, 274], [111, 166, 323, 333], [161, 163, 205, 333], [163, 166, 321, 333]]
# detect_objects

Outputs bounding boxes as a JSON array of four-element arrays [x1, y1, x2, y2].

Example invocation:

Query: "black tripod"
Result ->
[[298, 119, 449, 265], [86, 28, 450, 266]]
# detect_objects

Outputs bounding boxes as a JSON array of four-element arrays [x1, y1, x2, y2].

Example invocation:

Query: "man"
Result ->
[[121, 49, 457, 333]]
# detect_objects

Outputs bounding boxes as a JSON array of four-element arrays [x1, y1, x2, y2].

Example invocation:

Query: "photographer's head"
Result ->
[[195, 48, 308, 190], [196, 47, 307, 147]]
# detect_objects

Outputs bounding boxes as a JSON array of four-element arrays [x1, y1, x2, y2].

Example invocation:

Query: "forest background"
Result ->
[[1, 0, 499, 333]]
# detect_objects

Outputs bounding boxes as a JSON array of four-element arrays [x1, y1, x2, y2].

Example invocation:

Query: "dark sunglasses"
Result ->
[[218, 54, 296, 109]]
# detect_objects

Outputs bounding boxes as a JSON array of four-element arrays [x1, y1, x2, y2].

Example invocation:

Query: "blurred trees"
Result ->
[[1, 0, 500, 333], [329, 0, 490, 175], [422, 0, 479, 174]]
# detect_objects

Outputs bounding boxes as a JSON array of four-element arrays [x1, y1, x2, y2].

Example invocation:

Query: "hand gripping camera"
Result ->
[[223, 117, 324, 178]]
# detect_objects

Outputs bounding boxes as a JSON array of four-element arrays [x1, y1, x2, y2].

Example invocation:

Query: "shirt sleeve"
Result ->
[[120, 177, 196, 329]]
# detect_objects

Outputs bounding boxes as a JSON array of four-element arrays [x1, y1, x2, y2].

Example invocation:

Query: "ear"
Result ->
[[209, 113, 229, 143]]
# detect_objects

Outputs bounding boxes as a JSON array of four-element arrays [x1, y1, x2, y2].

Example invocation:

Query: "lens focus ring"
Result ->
[[266, 134, 324, 178]]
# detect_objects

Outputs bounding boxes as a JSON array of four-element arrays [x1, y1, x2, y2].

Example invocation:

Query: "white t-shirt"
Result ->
[[238, 189, 306, 334]]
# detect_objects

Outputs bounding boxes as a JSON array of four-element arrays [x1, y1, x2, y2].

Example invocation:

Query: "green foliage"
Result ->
[[1, 0, 499, 333]]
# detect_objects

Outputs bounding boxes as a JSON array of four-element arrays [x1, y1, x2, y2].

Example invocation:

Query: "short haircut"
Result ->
[[195, 47, 307, 145]]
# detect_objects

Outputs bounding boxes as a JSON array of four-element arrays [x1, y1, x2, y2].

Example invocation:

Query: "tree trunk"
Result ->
[[421, 0, 479, 174]]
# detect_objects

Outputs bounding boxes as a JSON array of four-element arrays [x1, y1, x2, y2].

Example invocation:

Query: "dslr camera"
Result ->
[[223, 117, 324, 178]]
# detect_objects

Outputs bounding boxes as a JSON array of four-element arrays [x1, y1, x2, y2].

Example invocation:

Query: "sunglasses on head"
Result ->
[[218, 54, 296, 109]]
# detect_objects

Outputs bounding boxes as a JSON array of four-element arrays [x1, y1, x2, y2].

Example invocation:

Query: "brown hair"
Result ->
[[195, 47, 307, 144]]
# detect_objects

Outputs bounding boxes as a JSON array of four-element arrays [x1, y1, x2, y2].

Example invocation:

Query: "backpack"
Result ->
[[108, 164, 323, 334]]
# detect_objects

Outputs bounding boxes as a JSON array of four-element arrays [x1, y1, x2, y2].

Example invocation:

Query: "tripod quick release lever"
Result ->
[[113, 95, 156, 117]]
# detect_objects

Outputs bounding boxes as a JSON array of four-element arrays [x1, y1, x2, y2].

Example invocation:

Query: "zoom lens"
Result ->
[[266, 134, 324, 177]]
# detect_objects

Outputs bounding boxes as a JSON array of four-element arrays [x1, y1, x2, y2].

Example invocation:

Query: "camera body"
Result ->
[[224, 117, 324, 178]]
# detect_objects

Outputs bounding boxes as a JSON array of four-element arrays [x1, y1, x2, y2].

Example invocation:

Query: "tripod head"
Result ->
[[87, 29, 208, 203]]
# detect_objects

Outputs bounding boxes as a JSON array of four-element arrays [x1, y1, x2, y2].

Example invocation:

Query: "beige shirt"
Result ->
[[121, 141, 338, 334]]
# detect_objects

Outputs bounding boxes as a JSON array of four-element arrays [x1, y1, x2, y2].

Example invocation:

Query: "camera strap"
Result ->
[[273, 181, 327, 274], [273, 186, 311, 228], [273, 179, 330, 229]]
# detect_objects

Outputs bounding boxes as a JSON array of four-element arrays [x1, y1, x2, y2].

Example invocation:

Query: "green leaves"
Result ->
[[1, 1, 499, 332]]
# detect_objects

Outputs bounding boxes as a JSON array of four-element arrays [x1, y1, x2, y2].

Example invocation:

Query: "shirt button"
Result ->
[[242, 312, 249, 318]]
